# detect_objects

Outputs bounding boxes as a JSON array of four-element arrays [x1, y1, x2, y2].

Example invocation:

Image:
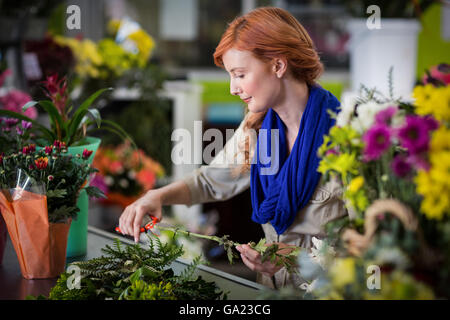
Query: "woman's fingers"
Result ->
[[237, 244, 282, 277], [133, 206, 148, 243]]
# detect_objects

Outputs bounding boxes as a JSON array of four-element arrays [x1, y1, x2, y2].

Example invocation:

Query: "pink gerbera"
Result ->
[[397, 115, 432, 155], [363, 124, 392, 161]]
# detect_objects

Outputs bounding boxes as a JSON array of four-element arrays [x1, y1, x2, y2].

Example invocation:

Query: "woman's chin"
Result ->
[[247, 103, 268, 113]]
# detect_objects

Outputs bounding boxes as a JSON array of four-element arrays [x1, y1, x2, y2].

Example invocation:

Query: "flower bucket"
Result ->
[[0, 189, 71, 279], [66, 136, 101, 258]]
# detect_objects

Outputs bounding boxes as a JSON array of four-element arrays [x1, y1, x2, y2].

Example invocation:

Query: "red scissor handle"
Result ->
[[115, 216, 160, 234]]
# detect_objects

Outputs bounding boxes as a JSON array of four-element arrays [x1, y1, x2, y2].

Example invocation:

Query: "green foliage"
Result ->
[[46, 236, 225, 300]]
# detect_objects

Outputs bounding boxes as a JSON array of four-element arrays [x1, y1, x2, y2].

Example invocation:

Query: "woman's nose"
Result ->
[[230, 81, 241, 96]]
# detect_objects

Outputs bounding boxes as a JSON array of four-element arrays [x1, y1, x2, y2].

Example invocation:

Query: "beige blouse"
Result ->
[[182, 113, 348, 289]]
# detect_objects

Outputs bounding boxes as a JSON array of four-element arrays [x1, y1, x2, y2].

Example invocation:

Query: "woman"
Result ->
[[119, 7, 348, 289]]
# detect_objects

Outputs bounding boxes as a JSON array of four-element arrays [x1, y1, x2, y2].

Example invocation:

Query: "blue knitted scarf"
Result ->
[[250, 85, 340, 235]]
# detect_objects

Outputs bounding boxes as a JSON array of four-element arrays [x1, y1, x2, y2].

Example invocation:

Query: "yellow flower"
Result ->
[[107, 19, 121, 36], [329, 258, 356, 289], [348, 176, 364, 193], [420, 193, 449, 220], [429, 151, 450, 187], [127, 29, 155, 67], [413, 84, 435, 115], [413, 84, 450, 122], [431, 125, 450, 152], [318, 152, 360, 183]]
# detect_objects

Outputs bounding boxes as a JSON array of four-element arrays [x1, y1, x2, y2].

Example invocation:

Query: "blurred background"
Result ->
[[1, 0, 449, 282]]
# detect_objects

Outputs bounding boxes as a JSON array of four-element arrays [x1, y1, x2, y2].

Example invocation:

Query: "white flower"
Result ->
[[104, 175, 114, 186], [309, 237, 335, 269], [127, 170, 136, 179], [336, 94, 358, 127], [119, 178, 129, 188], [350, 101, 391, 134]]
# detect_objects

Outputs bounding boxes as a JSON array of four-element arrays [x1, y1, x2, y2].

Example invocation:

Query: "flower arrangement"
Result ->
[[292, 64, 450, 299], [0, 140, 105, 279], [53, 18, 154, 80], [92, 141, 165, 207], [0, 141, 104, 223]]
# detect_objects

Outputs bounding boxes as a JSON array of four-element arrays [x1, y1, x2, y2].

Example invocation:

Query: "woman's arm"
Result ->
[[119, 113, 254, 242]]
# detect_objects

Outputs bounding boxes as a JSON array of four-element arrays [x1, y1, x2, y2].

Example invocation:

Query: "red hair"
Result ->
[[213, 7, 323, 172]]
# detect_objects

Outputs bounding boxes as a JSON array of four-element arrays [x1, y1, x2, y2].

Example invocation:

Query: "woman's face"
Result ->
[[222, 48, 281, 113]]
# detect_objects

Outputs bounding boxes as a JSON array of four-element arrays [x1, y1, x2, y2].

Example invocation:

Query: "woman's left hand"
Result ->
[[236, 242, 293, 277]]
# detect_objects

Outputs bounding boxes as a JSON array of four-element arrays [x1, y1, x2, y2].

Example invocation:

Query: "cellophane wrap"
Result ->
[[0, 169, 71, 279]]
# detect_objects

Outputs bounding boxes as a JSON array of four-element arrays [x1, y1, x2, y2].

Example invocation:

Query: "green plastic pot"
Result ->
[[65, 137, 101, 258]]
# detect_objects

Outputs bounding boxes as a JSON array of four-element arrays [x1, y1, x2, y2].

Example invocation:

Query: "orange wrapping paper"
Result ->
[[0, 189, 71, 279]]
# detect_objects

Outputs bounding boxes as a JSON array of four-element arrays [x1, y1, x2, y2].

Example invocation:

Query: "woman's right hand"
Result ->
[[118, 190, 163, 243]]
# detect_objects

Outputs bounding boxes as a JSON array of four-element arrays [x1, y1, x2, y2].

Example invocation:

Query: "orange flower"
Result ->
[[109, 160, 123, 174], [136, 169, 156, 190], [34, 157, 49, 170]]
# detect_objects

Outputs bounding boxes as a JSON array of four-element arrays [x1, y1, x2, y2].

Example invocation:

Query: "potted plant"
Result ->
[[0, 73, 133, 257], [0, 142, 105, 279], [344, 0, 434, 98]]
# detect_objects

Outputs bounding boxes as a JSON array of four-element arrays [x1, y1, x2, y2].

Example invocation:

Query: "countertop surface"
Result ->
[[0, 225, 267, 300]]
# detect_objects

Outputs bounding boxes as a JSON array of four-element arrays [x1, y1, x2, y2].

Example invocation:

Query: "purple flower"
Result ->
[[408, 153, 430, 171], [423, 115, 439, 131], [90, 174, 109, 196], [363, 124, 392, 161], [375, 106, 397, 126], [397, 115, 431, 154], [21, 120, 32, 130], [391, 155, 412, 178], [4, 118, 18, 127]]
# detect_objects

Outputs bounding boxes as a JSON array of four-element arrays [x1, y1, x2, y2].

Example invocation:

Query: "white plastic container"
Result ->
[[347, 18, 421, 100]]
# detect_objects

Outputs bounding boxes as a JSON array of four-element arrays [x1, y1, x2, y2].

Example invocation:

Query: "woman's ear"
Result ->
[[272, 57, 288, 78]]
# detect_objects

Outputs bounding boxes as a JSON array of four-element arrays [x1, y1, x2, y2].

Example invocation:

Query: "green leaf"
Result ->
[[86, 108, 102, 128], [22, 101, 38, 112], [38, 100, 67, 134], [67, 88, 112, 143], [47, 189, 67, 198], [98, 119, 137, 148], [129, 268, 143, 283], [85, 186, 106, 199]]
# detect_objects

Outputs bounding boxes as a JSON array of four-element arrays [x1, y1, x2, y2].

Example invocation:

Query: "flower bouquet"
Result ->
[[54, 18, 154, 82], [91, 141, 165, 208], [295, 65, 450, 299], [0, 142, 105, 279]]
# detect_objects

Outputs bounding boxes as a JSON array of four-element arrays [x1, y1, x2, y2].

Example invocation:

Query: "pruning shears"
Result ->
[[115, 215, 161, 237]]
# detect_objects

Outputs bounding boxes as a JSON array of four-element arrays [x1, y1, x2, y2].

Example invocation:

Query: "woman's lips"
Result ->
[[242, 97, 252, 103]]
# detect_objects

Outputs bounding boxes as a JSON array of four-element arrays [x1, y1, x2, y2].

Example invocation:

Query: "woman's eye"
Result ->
[[236, 74, 244, 79]]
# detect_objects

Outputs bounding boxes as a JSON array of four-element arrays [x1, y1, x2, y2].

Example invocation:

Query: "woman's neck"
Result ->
[[272, 79, 309, 133]]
